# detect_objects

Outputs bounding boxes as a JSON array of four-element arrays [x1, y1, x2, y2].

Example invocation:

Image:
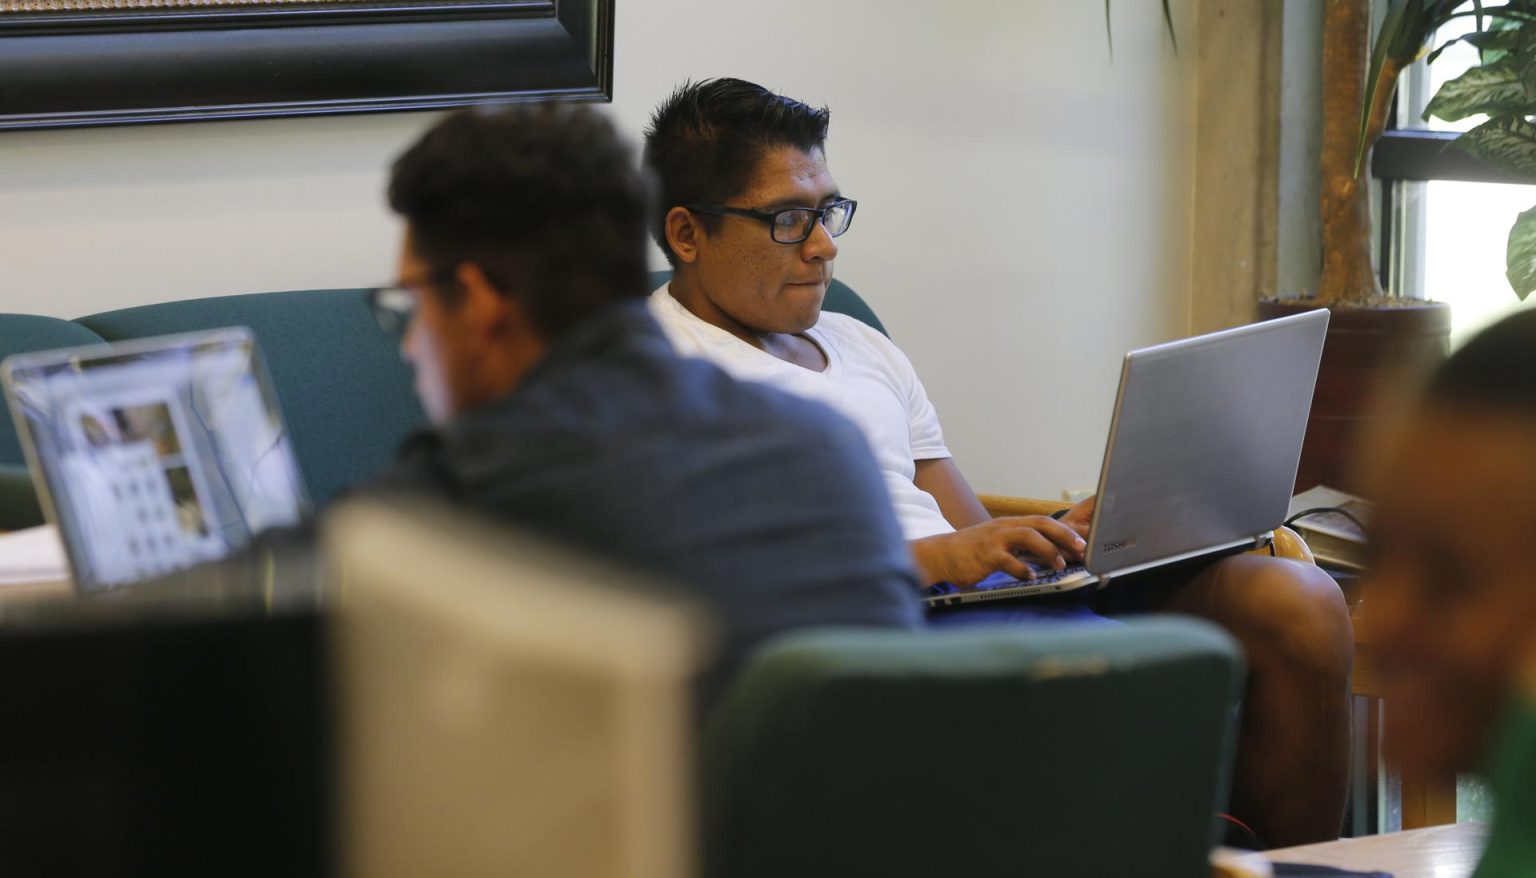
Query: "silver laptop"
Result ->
[[926, 309, 1329, 607], [2, 328, 309, 594]]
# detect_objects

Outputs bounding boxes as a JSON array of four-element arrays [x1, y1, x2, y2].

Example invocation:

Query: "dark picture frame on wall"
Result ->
[[0, 0, 613, 130]]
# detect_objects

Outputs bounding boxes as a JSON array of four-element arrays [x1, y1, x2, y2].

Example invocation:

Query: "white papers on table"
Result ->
[[0, 525, 69, 586], [1287, 485, 1370, 571]]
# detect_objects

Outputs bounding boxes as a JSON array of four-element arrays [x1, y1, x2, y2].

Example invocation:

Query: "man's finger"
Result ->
[[1002, 530, 1067, 570], [993, 551, 1038, 581], [998, 517, 1086, 557]]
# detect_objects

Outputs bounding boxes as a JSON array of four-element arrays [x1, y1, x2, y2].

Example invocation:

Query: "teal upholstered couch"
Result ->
[[0, 290, 423, 530], [0, 273, 883, 530], [0, 277, 1246, 874]]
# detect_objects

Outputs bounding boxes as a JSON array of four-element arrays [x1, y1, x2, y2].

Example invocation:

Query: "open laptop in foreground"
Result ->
[[926, 308, 1330, 607], [1, 327, 309, 594]]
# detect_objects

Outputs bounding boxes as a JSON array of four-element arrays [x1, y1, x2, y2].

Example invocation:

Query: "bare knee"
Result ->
[[1180, 556, 1352, 678]]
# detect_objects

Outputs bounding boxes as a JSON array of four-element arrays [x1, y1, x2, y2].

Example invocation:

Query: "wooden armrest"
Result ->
[[977, 494, 1071, 518], [1269, 526, 1314, 564]]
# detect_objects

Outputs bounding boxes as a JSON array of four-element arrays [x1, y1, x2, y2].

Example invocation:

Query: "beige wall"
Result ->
[[0, 1, 1198, 499]]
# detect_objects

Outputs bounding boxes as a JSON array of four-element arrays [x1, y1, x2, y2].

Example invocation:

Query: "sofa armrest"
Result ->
[[0, 464, 43, 532], [977, 493, 1071, 518]]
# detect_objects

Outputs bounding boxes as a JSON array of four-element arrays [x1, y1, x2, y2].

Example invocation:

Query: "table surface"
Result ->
[[1265, 822, 1488, 878]]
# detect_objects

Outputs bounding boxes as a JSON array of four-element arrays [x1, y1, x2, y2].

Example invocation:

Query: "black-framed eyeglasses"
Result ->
[[365, 284, 416, 337], [365, 268, 455, 337], [685, 198, 857, 244]]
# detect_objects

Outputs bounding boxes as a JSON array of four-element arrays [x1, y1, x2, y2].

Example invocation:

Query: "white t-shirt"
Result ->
[[649, 286, 956, 540]]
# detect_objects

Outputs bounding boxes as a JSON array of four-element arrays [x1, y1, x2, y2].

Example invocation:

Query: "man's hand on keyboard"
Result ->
[[911, 516, 1088, 587]]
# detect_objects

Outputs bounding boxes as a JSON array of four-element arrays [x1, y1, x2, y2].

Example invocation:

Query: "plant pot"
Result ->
[[1258, 299, 1451, 492]]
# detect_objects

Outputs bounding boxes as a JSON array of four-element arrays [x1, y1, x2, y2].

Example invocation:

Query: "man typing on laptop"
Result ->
[[642, 78, 1352, 848]]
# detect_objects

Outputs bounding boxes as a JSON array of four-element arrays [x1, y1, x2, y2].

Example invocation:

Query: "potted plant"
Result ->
[[1383, 1, 1536, 298], [1260, 0, 1536, 491], [1108, 2, 1531, 488]]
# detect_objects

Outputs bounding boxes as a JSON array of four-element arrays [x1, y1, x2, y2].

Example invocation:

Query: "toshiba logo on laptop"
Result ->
[[1101, 537, 1137, 555]]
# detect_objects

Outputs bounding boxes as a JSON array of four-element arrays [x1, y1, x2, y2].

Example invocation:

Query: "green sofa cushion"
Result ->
[[0, 316, 107, 531], [704, 617, 1243, 878], [0, 464, 42, 532], [0, 315, 108, 470], [2, 275, 885, 527], [76, 290, 425, 508], [647, 271, 889, 337]]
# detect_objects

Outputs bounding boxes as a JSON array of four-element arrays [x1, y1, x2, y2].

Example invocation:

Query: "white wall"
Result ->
[[0, 1, 1197, 499]]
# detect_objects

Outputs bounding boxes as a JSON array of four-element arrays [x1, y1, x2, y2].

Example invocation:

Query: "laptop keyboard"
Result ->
[[977, 564, 1091, 590]]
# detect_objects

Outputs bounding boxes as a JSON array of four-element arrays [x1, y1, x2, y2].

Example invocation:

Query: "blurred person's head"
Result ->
[[387, 103, 652, 422], [644, 78, 846, 336], [1367, 308, 1536, 777]]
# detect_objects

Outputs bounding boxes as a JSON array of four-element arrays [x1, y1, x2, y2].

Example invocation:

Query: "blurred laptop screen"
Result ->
[[2, 328, 307, 591]]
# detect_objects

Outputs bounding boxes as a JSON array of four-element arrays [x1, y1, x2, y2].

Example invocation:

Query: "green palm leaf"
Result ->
[[1506, 204, 1536, 300], [1161, 0, 1178, 53], [1426, 27, 1522, 65], [1357, 0, 1426, 177], [1456, 116, 1536, 178], [1357, 0, 1498, 176], [1105, 0, 1114, 57], [1424, 54, 1536, 122], [1103, 0, 1178, 58]]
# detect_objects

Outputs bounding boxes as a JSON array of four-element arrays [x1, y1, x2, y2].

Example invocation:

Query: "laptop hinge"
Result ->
[[1092, 536, 1262, 590]]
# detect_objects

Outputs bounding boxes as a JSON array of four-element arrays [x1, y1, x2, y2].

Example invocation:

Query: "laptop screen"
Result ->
[[2, 328, 308, 592]]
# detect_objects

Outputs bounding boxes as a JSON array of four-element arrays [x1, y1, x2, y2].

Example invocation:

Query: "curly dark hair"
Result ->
[[1427, 308, 1536, 414], [643, 78, 830, 267], [388, 102, 654, 337]]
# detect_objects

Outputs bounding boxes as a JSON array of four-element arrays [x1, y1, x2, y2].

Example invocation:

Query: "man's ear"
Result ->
[[453, 262, 523, 342], [664, 206, 703, 265]]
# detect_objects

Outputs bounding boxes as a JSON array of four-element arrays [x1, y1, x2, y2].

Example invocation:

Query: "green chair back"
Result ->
[[0, 465, 41, 532], [704, 618, 1244, 878]]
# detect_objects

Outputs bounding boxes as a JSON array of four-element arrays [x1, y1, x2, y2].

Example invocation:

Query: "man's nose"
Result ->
[[802, 217, 839, 261]]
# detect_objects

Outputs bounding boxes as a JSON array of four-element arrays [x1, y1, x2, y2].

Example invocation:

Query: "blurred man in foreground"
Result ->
[[1367, 309, 1536, 877]]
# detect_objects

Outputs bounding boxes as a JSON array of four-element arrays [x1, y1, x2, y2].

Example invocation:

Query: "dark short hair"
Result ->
[[1426, 308, 1536, 415], [388, 102, 653, 337], [642, 78, 830, 267]]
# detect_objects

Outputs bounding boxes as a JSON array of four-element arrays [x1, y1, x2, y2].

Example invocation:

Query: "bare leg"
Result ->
[[1157, 554, 1353, 847]]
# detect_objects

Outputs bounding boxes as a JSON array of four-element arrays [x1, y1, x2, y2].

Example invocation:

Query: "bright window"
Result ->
[[1371, 6, 1532, 824], [1378, 11, 1536, 344]]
